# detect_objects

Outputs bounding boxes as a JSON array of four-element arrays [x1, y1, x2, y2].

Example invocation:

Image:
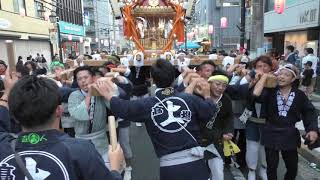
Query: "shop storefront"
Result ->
[[58, 21, 85, 60], [264, 0, 320, 56], [0, 12, 53, 63]]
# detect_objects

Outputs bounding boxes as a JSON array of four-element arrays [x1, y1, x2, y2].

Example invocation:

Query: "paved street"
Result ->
[[129, 124, 320, 180]]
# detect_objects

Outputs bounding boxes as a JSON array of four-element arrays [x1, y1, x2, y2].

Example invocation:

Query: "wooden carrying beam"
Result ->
[[108, 116, 117, 151], [5, 40, 16, 72], [67, 57, 241, 67], [43, 68, 76, 79]]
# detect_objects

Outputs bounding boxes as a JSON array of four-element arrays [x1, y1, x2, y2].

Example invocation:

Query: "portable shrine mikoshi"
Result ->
[[121, 0, 186, 58]]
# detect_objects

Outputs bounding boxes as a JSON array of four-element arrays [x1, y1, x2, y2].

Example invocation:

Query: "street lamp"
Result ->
[[49, 11, 62, 62]]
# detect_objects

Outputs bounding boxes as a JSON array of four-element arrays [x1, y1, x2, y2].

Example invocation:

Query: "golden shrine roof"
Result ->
[[132, 6, 175, 15]]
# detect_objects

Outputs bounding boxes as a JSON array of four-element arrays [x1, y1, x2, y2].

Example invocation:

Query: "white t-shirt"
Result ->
[[302, 54, 318, 78], [209, 54, 218, 60], [92, 54, 101, 60], [222, 56, 235, 67]]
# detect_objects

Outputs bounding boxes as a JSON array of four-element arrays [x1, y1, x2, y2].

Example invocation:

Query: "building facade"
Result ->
[[84, 0, 119, 54], [264, 0, 320, 57], [0, 0, 54, 63], [194, 0, 242, 51], [56, 0, 85, 60]]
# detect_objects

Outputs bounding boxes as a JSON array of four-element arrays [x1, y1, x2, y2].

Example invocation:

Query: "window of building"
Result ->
[[13, 0, 26, 15], [34, 1, 44, 18], [265, 0, 274, 12]]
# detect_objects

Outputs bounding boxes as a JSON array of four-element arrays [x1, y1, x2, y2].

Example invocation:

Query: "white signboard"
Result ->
[[0, 18, 11, 29]]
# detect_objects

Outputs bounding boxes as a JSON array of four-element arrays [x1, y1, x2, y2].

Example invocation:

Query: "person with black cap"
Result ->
[[0, 60, 7, 97], [0, 69, 124, 180], [300, 61, 314, 98], [0, 60, 7, 77], [93, 59, 217, 180]]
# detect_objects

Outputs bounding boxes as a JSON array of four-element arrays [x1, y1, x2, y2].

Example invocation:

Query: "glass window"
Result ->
[[13, 0, 26, 15], [13, 0, 19, 12], [34, 1, 44, 18], [265, 0, 274, 12]]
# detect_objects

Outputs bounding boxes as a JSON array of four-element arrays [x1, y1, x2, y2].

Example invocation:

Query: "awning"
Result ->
[[0, 33, 21, 39], [29, 35, 50, 41], [60, 34, 84, 42], [179, 41, 200, 49]]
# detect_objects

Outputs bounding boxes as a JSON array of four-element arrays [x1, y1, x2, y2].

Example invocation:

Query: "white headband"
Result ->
[[277, 64, 297, 78]]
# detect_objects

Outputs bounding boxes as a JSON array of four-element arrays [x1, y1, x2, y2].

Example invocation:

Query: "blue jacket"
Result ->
[[287, 53, 297, 65], [0, 106, 122, 180], [109, 87, 217, 157]]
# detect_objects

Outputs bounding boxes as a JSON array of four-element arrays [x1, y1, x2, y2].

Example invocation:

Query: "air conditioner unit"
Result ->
[[185, 0, 195, 20], [110, 0, 122, 19]]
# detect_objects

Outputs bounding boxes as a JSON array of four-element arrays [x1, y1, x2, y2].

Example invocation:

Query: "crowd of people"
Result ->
[[0, 47, 319, 180]]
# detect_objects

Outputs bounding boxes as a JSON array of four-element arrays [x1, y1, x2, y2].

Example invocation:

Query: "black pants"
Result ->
[[64, 128, 75, 138], [265, 148, 298, 180], [160, 159, 209, 180], [234, 129, 246, 167]]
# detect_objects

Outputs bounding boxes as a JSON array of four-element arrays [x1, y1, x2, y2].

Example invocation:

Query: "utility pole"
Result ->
[[95, 0, 100, 51], [112, 17, 116, 53], [240, 0, 246, 50], [184, 23, 187, 52], [249, 0, 264, 58]]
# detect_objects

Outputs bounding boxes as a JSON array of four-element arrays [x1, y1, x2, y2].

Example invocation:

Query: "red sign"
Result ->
[[274, 0, 285, 14], [220, 17, 228, 28]]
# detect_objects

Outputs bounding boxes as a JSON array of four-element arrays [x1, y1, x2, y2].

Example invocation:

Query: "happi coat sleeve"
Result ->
[[68, 90, 89, 121], [109, 97, 149, 122], [0, 105, 10, 133], [300, 91, 318, 133]]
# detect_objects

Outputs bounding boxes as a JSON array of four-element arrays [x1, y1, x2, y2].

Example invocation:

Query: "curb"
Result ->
[[298, 144, 320, 167], [311, 94, 320, 102]]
